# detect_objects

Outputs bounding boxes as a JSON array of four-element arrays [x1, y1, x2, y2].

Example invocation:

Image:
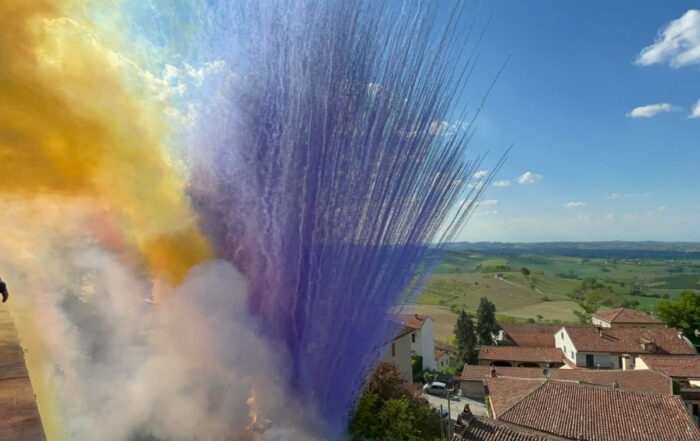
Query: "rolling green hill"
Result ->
[[418, 242, 700, 331]]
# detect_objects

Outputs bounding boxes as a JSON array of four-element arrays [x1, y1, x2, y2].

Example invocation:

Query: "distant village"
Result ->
[[385, 307, 700, 440]]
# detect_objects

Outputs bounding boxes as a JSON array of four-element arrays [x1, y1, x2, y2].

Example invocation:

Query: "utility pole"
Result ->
[[446, 387, 452, 439], [440, 404, 445, 440]]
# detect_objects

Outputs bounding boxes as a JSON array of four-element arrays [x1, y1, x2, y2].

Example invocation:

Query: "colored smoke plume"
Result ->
[[0, 0, 502, 440]]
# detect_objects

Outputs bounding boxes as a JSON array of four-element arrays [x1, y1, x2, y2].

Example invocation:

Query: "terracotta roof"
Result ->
[[435, 342, 457, 353], [395, 325, 414, 339], [485, 377, 545, 418], [479, 346, 564, 363], [498, 323, 567, 347], [435, 349, 446, 360], [398, 314, 430, 330], [460, 365, 671, 394], [640, 355, 700, 379], [593, 307, 664, 324], [499, 380, 700, 441], [452, 415, 568, 441], [564, 326, 696, 355], [459, 365, 673, 394]]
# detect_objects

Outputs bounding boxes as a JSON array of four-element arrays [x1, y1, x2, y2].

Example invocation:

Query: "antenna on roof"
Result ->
[[543, 368, 551, 379]]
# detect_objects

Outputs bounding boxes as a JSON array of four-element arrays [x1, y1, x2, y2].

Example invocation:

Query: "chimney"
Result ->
[[455, 403, 474, 431], [678, 331, 683, 339], [598, 327, 603, 337], [490, 366, 497, 378], [612, 380, 619, 389]]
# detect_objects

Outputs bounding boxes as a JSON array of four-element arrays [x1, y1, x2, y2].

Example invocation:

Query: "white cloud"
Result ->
[[657, 206, 667, 212], [517, 172, 543, 184], [609, 192, 652, 200], [606, 214, 615, 220], [493, 180, 511, 187], [467, 181, 484, 190], [481, 199, 499, 206], [473, 170, 488, 179], [626, 103, 678, 118], [565, 202, 587, 208], [690, 99, 700, 118], [636, 10, 700, 67]]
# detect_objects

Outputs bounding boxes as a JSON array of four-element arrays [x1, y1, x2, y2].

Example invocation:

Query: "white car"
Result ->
[[423, 381, 447, 396]]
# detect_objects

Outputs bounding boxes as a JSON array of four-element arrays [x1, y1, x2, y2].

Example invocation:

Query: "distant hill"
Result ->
[[446, 241, 700, 260]]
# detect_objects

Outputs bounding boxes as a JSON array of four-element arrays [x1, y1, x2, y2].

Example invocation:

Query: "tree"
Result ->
[[520, 267, 530, 276], [572, 289, 602, 324], [348, 362, 441, 441], [568, 278, 612, 324], [657, 291, 700, 335], [476, 297, 499, 345], [454, 310, 477, 364]]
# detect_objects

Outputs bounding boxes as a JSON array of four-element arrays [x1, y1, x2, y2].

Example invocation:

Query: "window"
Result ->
[[561, 331, 564, 339], [392, 343, 396, 357], [412, 333, 415, 343], [563, 345, 567, 354]]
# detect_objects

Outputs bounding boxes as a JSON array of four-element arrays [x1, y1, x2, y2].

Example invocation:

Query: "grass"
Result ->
[[417, 250, 700, 330]]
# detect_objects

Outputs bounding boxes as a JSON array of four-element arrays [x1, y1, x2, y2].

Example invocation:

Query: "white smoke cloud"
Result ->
[[1, 222, 326, 441]]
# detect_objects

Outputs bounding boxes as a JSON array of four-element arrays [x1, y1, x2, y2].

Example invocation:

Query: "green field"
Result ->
[[419, 244, 700, 325]]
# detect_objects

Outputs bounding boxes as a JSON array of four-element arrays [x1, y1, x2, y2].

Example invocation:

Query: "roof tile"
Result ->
[[499, 380, 700, 441]]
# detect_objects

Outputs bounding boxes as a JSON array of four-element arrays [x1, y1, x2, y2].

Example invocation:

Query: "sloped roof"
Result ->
[[479, 346, 564, 363], [564, 326, 696, 355], [452, 415, 568, 441], [435, 342, 457, 353], [398, 314, 430, 330], [593, 308, 663, 324], [499, 381, 700, 441], [485, 377, 545, 418], [460, 365, 671, 394], [640, 355, 700, 379], [498, 323, 568, 347]]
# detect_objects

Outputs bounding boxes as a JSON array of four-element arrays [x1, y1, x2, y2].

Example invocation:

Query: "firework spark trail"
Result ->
[[0, 0, 503, 439], [189, 0, 503, 434]]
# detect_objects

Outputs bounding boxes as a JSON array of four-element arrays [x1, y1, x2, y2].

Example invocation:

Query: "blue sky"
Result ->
[[454, 1, 700, 242]]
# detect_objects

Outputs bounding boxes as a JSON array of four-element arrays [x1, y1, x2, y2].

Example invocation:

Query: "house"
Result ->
[[452, 405, 568, 441], [478, 346, 564, 368], [485, 378, 700, 441], [458, 364, 671, 398], [592, 307, 665, 328], [495, 323, 592, 347], [381, 325, 413, 383], [555, 325, 696, 369], [399, 314, 435, 370], [629, 355, 700, 425], [434, 343, 457, 371]]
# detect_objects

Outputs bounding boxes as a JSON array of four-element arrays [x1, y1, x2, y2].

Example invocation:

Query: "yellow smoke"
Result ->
[[0, 0, 211, 284], [1, 1, 212, 439]]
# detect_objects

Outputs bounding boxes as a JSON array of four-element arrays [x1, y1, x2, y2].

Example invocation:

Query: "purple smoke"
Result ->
[[188, 0, 503, 436]]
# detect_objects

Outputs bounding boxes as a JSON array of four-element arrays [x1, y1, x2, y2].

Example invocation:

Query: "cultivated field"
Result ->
[[417, 243, 700, 341]]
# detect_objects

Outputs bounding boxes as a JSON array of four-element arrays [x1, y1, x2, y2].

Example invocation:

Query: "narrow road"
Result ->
[[0, 306, 46, 441]]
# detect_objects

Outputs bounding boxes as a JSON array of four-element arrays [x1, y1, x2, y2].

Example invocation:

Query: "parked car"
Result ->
[[423, 381, 447, 396]]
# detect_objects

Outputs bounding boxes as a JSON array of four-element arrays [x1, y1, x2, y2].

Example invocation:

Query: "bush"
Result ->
[[348, 362, 441, 441], [540, 295, 551, 302]]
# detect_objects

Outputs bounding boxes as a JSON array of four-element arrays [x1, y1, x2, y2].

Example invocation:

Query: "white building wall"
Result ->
[[591, 316, 611, 327], [382, 333, 413, 383], [554, 327, 576, 363], [575, 352, 620, 369], [421, 317, 435, 370]]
